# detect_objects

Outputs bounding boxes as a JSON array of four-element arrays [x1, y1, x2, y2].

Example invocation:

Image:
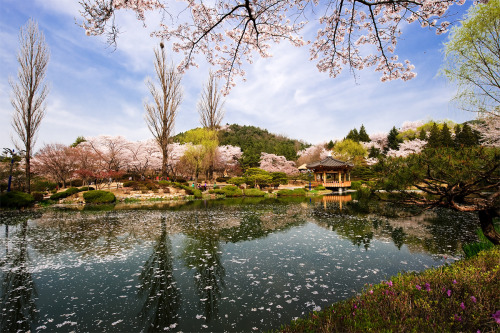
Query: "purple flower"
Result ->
[[453, 279, 457, 284], [447, 290, 452, 297], [387, 281, 393, 287], [454, 314, 462, 322], [424, 283, 431, 291], [415, 285, 421, 291], [471, 296, 477, 303], [369, 290, 373, 294], [460, 302, 465, 310], [492, 310, 500, 324]]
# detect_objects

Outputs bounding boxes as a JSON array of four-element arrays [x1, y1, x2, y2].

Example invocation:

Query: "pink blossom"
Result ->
[[415, 285, 421, 291], [460, 302, 465, 310], [471, 296, 477, 303], [447, 290, 451, 297], [492, 310, 500, 324]]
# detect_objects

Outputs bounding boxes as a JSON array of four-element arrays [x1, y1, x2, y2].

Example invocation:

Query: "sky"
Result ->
[[0, 0, 476, 152]]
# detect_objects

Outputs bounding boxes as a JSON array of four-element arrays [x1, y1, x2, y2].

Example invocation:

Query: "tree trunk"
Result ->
[[25, 155, 31, 193], [478, 208, 500, 245], [162, 148, 168, 178]]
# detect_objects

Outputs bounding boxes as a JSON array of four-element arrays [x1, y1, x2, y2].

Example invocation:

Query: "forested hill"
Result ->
[[174, 124, 309, 168]]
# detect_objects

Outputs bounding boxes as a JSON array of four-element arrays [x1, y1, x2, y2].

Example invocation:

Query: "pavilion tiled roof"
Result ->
[[306, 156, 354, 169]]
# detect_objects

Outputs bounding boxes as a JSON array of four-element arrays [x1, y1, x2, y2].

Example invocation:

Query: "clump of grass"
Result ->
[[279, 247, 500, 333], [123, 197, 141, 203]]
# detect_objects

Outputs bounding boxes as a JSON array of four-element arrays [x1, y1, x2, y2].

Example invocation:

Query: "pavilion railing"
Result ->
[[311, 181, 351, 188]]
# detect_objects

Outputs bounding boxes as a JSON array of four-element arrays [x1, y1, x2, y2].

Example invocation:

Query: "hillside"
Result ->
[[174, 124, 310, 168]]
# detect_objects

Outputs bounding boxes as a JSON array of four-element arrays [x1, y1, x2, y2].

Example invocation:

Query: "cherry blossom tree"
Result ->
[[214, 145, 243, 176], [31, 144, 76, 188], [473, 114, 500, 147], [259, 152, 299, 175], [124, 139, 163, 178], [385, 138, 427, 157], [80, 0, 463, 92], [83, 135, 129, 171], [297, 144, 329, 166]]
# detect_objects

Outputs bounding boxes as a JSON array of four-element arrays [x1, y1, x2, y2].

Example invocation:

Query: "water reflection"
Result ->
[[0, 221, 38, 332], [0, 198, 481, 332], [138, 216, 181, 331], [182, 216, 225, 322]]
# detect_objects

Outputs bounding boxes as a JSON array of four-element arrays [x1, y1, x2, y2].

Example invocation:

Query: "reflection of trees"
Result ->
[[0, 221, 38, 332], [138, 216, 181, 331], [182, 216, 225, 322], [311, 198, 478, 255]]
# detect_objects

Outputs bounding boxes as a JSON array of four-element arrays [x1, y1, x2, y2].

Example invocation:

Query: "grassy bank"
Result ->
[[279, 247, 500, 332]]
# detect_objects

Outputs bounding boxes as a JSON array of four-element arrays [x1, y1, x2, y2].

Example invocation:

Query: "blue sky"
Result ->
[[0, 0, 475, 151]]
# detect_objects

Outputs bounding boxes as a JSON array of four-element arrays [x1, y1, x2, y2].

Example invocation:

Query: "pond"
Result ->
[[0, 196, 480, 332]]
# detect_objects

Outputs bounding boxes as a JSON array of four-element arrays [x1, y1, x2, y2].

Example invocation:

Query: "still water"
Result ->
[[0, 197, 479, 332]]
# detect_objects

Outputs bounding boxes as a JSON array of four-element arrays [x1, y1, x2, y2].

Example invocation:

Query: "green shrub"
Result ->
[[70, 179, 83, 187], [277, 188, 307, 197], [123, 181, 137, 188], [50, 187, 82, 201], [32, 180, 57, 192], [222, 185, 243, 197], [175, 178, 187, 184], [79, 186, 95, 191], [216, 177, 231, 183], [0, 191, 35, 208], [244, 188, 266, 197], [350, 180, 362, 190], [83, 190, 116, 204], [66, 187, 80, 195], [192, 189, 202, 199], [32, 192, 45, 202], [314, 185, 326, 190], [146, 182, 158, 190]]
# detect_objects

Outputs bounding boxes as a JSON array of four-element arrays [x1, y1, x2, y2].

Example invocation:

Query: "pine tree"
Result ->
[[427, 123, 441, 148], [418, 128, 427, 141], [346, 128, 360, 142], [358, 125, 370, 142], [326, 140, 335, 150], [386, 126, 402, 151], [455, 123, 479, 147], [440, 123, 453, 147]]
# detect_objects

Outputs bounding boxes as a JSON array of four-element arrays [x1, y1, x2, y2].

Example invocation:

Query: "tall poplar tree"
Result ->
[[10, 19, 50, 193]]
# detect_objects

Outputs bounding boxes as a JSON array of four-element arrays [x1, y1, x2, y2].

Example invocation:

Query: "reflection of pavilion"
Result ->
[[307, 157, 354, 192], [320, 194, 352, 210]]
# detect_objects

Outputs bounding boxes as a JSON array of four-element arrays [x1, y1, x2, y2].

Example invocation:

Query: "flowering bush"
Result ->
[[281, 247, 500, 332]]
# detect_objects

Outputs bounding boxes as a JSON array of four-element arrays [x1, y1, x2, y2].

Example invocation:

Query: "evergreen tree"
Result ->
[[455, 123, 479, 147], [346, 128, 360, 142], [427, 123, 441, 148], [440, 123, 453, 147], [326, 140, 335, 150], [418, 128, 427, 141], [453, 124, 462, 146], [368, 146, 381, 158], [386, 126, 402, 151], [358, 125, 370, 142]]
